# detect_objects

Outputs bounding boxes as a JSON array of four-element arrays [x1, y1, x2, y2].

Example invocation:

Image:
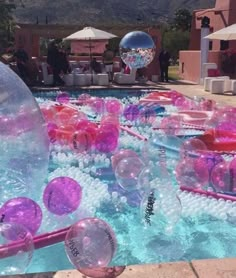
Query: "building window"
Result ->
[[209, 41, 213, 50], [220, 40, 229, 51]]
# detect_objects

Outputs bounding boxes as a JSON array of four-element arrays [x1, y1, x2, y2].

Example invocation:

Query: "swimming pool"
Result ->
[[3, 88, 236, 275]]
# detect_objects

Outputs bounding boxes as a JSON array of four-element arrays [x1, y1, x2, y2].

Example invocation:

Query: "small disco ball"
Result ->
[[119, 31, 156, 69]]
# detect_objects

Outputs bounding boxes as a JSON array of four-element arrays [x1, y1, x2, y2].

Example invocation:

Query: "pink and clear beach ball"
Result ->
[[71, 130, 93, 153], [105, 99, 122, 115], [65, 218, 117, 269], [90, 97, 105, 115], [78, 266, 126, 278], [115, 157, 145, 191], [211, 161, 233, 193], [175, 157, 209, 189], [0, 222, 34, 275], [180, 138, 207, 159], [111, 149, 139, 171], [160, 116, 182, 136]]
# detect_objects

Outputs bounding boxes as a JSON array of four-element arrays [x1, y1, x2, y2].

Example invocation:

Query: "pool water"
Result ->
[[4, 89, 236, 274]]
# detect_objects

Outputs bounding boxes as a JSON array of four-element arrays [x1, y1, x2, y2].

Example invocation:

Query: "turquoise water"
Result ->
[[5, 89, 236, 274]]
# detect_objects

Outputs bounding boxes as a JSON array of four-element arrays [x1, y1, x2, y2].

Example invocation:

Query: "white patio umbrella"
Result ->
[[64, 26, 117, 41], [64, 26, 117, 57], [64, 27, 117, 83], [204, 24, 236, 40]]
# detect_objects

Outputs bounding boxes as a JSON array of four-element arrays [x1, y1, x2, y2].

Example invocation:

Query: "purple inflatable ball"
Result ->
[[56, 92, 70, 104], [123, 104, 140, 121], [0, 197, 42, 235], [43, 176, 82, 215]]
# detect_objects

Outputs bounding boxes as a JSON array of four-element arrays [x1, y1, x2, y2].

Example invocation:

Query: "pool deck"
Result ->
[[24, 80, 236, 278], [31, 79, 236, 107], [4, 258, 236, 277]]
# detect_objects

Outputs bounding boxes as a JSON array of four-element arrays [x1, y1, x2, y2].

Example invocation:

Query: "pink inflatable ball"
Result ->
[[77, 93, 91, 105], [0, 222, 34, 275], [105, 99, 123, 115], [56, 125, 75, 144], [78, 266, 126, 278], [0, 197, 42, 235], [180, 138, 207, 159], [123, 104, 140, 121], [111, 149, 139, 171], [56, 92, 70, 104], [160, 115, 182, 136], [175, 157, 209, 189], [100, 114, 120, 128], [71, 130, 93, 153], [174, 96, 192, 110], [211, 161, 233, 193], [68, 111, 88, 126], [95, 129, 118, 153], [43, 177, 82, 215], [65, 218, 117, 268], [40, 105, 57, 122], [47, 122, 58, 143], [89, 97, 105, 115], [200, 99, 216, 111], [75, 120, 98, 141], [195, 152, 223, 176], [216, 121, 236, 133], [115, 157, 145, 191], [169, 90, 183, 104], [75, 119, 95, 130], [100, 122, 120, 137], [55, 106, 78, 125], [229, 157, 236, 192]]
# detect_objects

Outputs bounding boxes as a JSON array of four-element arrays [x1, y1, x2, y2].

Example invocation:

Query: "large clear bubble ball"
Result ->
[[140, 188, 182, 234], [65, 218, 117, 268], [0, 62, 49, 201], [0, 222, 34, 275], [119, 31, 156, 69]]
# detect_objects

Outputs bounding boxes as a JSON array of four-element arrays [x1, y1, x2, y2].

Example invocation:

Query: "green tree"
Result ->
[[173, 8, 192, 32], [163, 29, 190, 62], [0, 0, 16, 52]]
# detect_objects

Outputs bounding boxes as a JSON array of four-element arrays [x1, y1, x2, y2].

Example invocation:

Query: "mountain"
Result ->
[[12, 0, 216, 26]]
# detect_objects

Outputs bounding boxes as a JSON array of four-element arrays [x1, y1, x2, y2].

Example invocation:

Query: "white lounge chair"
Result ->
[[113, 68, 137, 84]]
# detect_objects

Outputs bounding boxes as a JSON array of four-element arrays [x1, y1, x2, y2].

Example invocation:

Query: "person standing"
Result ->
[[13, 46, 29, 83], [159, 49, 170, 82], [103, 44, 115, 82], [47, 40, 65, 86]]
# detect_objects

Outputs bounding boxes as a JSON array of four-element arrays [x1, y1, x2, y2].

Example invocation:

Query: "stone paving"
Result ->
[[4, 259, 236, 277]]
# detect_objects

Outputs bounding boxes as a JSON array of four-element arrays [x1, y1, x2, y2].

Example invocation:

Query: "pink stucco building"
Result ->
[[180, 0, 236, 82]]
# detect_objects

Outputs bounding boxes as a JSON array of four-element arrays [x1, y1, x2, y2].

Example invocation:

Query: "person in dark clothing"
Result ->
[[47, 41, 65, 86], [90, 57, 102, 73], [159, 49, 170, 82], [13, 46, 29, 82], [58, 50, 71, 74], [103, 44, 115, 81]]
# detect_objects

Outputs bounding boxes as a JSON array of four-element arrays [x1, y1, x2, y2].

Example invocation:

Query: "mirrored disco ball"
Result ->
[[119, 31, 156, 69]]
